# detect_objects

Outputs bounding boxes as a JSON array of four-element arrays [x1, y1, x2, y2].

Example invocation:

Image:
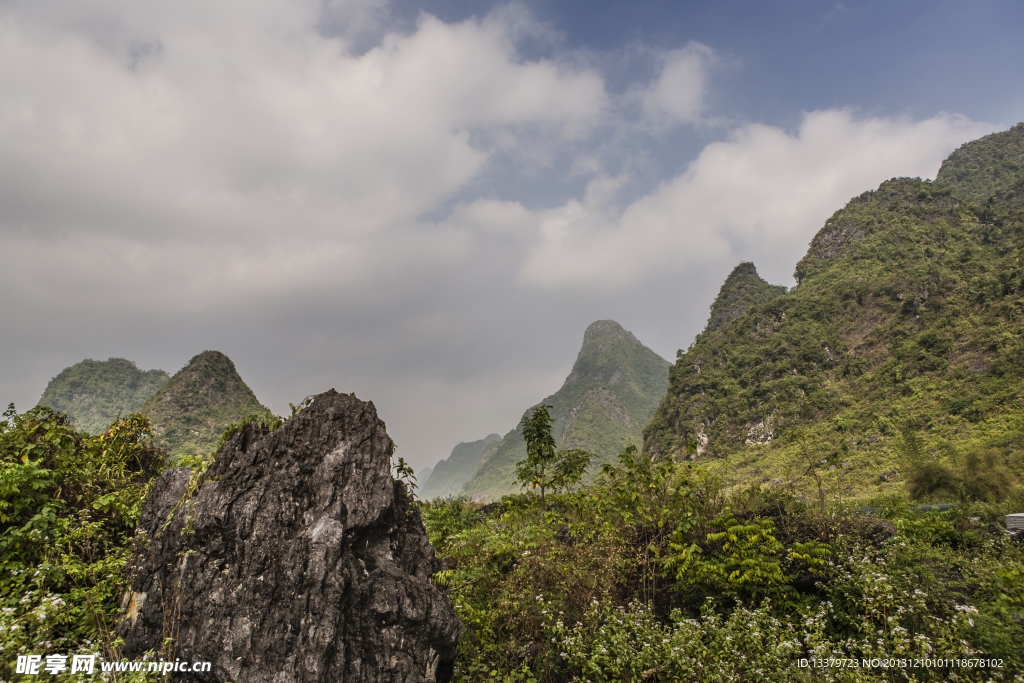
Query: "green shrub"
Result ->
[[956, 448, 1014, 502], [429, 442, 1024, 682], [906, 460, 960, 501], [1, 405, 165, 680]]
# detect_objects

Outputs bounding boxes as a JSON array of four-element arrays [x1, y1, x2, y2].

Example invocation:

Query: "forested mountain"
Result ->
[[459, 320, 670, 500], [419, 434, 501, 499], [643, 124, 1024, 498], [36, 358, 170, 434], [141, 350, 268, 460]]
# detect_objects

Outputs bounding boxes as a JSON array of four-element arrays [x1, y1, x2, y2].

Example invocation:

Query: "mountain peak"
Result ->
[[186, 349, 234, 369], [458, 321, 670, 500], [705, 262, 787, 333], [142, 350, 266, 459], [567, 320, 657, 388], [581, 320, 630, 351]]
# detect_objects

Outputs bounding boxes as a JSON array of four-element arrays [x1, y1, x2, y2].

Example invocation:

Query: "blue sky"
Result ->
[[0, 0, 1020, 470], [418, 0, 1024, 123]]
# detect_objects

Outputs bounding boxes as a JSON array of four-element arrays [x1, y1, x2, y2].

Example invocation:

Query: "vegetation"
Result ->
[[644, 139, 1024, 498], [423, 442, 1024, 682], [462, 321, 670, 500], [6, 123, 1024, 682], [936, 122, 1024, 207], [704, 262, 788, 334], [420, 124, 1024, 682], [0, 405, 164, 680], [515, 406, 592, 510], [141, 350, 268, 461], [37, 359, 170, 435]]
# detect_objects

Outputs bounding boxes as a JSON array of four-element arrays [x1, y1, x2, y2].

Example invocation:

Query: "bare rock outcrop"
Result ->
[[119, 390, 461, 683]]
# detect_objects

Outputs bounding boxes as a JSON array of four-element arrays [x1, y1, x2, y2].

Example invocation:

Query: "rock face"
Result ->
[[119, 390, 462, 683]]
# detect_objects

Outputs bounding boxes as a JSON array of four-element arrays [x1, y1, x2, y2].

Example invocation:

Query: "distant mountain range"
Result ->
[[419, 434, 501, 499], [38, 350, 268, 461], [37, 358, 170, 435], [423, 320, 670, 501]]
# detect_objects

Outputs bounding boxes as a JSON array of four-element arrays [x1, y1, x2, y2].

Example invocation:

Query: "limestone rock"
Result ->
[[119, 390, 461, 683]]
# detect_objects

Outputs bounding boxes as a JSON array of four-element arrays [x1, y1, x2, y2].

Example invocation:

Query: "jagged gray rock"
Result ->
[[118, 390, 461, 683]]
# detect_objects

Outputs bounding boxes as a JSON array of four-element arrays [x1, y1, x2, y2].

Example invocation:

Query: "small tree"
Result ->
[[515, 405, 592, 510], [785, 429, 827, 514], [552, 448, 592, 494]]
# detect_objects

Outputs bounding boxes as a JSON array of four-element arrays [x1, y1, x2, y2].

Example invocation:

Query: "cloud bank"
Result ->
[[0, 0, 994, 467]]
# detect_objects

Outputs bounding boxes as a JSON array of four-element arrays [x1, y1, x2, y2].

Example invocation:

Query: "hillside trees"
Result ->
[[643, 172, 1024, 499]]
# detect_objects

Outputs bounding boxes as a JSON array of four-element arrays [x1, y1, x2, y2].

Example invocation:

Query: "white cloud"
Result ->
[[445, 199, 535, 235], [639, 42, 713, 126], [0, 1, 1000, 469], [519, 109, 993, 288], [0, 1, 607, 306]]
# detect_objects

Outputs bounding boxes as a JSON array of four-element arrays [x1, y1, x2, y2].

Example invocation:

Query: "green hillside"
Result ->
[[420, 434, 501, 499], [141, 350, 268, 460], [37, 358, 170, 434], [934, 121, 1024, 207], [643, 124, 1024, 499], [462, 320, 670, 500], [704, 262, 788, 334]]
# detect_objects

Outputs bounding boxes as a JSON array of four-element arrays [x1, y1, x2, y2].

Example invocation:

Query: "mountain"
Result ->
[[37, 358, 170, 434], [933, 122, 1024, 208], [142, 350, 268, 460], [420, 434, 501, 499], [643, 123, 1024, 496], [460, 320, 671, 500], [704, 262, 788, 334]]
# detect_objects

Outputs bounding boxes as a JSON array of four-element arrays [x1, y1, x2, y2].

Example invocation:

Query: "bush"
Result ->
[[428, 443, 1024, 682], [0, 405, 164, 678], [906, 459, 960, 501], [957, 448, 1014, 502]]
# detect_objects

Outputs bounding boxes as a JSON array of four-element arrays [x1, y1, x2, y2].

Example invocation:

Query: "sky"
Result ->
[[2, 0, 1022, 472]]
